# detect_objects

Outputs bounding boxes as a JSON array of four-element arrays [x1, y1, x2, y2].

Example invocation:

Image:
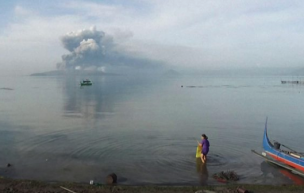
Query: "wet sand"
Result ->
[[1, 177, 304, 193]]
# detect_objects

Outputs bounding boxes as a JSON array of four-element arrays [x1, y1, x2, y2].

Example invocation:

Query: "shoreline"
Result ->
[[1, 177, 304, 193]]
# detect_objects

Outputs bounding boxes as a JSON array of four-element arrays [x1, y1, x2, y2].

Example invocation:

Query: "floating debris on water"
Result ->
[[0, 88, 14, 91], [281, 80, 304, 84], [106, 173, 117, 185], [212, 170, 239, 183]]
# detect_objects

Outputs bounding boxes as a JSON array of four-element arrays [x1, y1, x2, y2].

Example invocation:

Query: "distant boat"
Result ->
[[252, 118, 304, 177], [80, 79, 93, 86]]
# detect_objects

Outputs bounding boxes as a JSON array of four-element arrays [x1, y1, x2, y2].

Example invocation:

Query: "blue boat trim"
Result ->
[[263, 118, 304, 173]]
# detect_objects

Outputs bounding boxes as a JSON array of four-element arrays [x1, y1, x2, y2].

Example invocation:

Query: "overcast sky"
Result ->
[[0, 0, 304, 75]]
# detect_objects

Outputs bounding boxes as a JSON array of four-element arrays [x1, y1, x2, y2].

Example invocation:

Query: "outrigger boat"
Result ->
[[80, 79, 92, 86], [252, 118, 304, 177]]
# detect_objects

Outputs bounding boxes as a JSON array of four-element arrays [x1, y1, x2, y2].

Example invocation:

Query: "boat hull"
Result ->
[[80, 83, 92, 86], [263, 119, 304, 173]]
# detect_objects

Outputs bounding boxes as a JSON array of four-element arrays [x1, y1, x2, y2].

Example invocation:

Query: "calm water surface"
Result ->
[[1, 74, 304, 185]]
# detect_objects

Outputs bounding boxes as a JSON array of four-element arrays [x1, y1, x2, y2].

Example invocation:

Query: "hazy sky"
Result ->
[[0, 0, 303, 75]]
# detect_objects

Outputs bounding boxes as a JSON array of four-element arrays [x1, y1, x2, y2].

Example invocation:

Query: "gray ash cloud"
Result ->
[[57, 26, 162, 71]]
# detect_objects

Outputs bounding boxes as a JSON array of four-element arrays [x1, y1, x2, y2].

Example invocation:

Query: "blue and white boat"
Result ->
[[261, 118, 304, 174]]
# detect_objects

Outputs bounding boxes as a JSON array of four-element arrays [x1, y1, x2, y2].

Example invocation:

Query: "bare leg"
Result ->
[[200, 154, 205, 163], [203, 155, 207, 163]]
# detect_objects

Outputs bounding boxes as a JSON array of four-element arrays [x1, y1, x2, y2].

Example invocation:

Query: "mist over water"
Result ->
[[1, 74, 304, 185]]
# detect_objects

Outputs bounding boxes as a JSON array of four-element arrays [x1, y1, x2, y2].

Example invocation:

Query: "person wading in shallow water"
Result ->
[[197, 134, 210, 163]]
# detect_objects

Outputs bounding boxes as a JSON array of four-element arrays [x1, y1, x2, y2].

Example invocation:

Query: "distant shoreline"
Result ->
[[30, 67, 304, 77], [30, 70, 119, 77]]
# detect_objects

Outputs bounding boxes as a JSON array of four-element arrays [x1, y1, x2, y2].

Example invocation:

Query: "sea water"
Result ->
[[0, 74, 304, 185]]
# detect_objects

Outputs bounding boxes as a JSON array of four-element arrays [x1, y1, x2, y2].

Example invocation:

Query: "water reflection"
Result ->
[[62, 75, 159, 120], [279, 169, 304, 185], [196, 158, 209, 185], [260, 161, 304, 185], [62, 76, 112, 120]]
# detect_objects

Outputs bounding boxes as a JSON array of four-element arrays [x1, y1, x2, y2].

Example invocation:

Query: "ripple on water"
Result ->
[[207, 154, 228, 167], [208, 134, 263, 181], [13, 128, 263, 184]]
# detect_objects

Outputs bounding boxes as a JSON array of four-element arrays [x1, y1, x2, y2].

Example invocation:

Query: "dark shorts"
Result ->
[[202, 150, 209, 156]]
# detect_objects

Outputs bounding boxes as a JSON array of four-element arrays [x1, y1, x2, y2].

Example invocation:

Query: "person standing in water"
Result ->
[[198, 134, 210, 163]]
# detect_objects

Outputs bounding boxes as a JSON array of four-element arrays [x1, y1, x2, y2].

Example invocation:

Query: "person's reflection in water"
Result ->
[[196, 158, 208, 185]]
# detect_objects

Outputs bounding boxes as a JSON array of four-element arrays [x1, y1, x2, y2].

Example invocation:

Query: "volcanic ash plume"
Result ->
[[56, 26, 115, 70], [56, 26, 163, 72]]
